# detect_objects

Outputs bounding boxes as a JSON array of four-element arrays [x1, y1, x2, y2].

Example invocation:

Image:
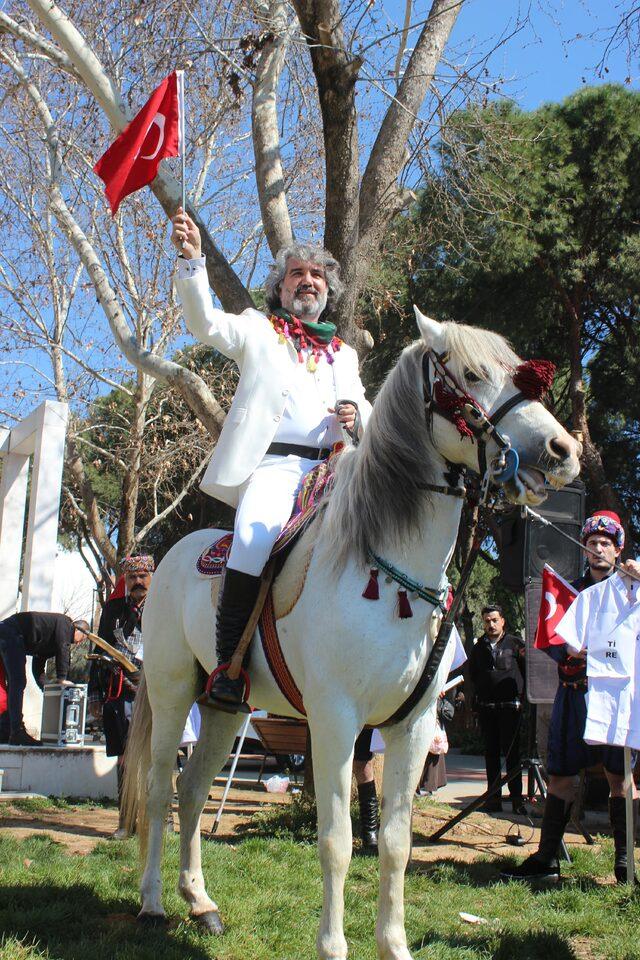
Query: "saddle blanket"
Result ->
[[195, 454, 337, 577]]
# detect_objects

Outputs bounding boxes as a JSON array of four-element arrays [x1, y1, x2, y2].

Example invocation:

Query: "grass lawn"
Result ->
[[1, 828, 640, 960]]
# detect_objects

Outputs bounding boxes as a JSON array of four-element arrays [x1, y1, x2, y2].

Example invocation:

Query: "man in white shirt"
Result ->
[[171, 209, 371, 712], [503, 510, 640, 884]]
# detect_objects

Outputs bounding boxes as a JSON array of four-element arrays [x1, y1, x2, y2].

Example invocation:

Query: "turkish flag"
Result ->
[[534, 564, 578, 649], [94, 72, 180, 215]]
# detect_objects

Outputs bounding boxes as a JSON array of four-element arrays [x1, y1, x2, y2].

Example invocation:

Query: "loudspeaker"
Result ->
[[497, 481, 586, 592]]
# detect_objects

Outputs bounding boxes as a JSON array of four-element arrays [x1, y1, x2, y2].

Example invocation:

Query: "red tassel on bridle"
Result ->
[[362, 567, 379, 600], [513, 359, 556, 401], [397, 589, 413, 619], [434, 381, 474, 438]]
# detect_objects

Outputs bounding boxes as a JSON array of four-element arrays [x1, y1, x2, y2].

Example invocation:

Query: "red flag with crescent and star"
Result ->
[[534, 563, 578, 649], [94, 72, 180, 215]]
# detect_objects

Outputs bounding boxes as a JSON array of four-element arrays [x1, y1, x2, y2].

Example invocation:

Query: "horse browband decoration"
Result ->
[[423, 349, 556, 439]]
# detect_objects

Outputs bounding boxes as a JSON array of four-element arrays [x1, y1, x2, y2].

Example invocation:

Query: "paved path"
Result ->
[[435, 751, 488, 807]]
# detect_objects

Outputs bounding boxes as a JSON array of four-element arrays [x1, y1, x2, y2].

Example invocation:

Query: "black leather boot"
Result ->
[[0, 711, 10, 744], [357, 781, 379, 856], [501, 793, 571, 882], [206, 568, 262, 713], [8, 724, 42, 747], [609, 796, 638, 884]]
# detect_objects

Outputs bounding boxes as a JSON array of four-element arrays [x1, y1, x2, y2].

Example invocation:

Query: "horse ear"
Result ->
[[414, 306, 442, 347]]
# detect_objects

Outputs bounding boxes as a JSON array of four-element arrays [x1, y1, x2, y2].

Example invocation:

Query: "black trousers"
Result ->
[[0, 624, 27, 735], [477, 704, 523, 801], [354, 727, 374, 762]]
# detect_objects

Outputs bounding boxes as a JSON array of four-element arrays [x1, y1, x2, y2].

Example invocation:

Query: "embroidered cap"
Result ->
[[581, 510, 625, 550], [122, 554, 155, 575]]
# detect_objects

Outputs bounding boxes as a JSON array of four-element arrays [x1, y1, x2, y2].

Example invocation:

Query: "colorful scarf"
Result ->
[[269, 309, 342, 372]]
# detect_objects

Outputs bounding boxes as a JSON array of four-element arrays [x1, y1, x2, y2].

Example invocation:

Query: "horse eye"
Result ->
[[464, 369, 481, 384]]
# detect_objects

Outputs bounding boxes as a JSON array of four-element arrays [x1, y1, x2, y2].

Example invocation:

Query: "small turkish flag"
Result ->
[[94, 72, 180, 215], [534, 563, 578, 649]]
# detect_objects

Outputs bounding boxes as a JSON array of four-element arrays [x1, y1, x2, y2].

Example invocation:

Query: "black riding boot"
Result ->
[[501, 793, 571, 882], [8, 724, 42, 747], [609, 796, 638, 884], [207, 568, 262, 713], [357, 781, 379, 856]]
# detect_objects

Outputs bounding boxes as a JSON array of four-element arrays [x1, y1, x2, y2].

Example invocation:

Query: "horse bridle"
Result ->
[[379, 347, 550, 727], [421, 349, 530, 502]]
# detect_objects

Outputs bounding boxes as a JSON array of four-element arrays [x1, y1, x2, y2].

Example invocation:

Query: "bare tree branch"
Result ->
[[0, 10, 79, 79], [134, 451, 209, 542], [24, 0, 253, 312], [4, 48, 225, 434], [251, 0, 295, 253], [357, 0, 463, 283]]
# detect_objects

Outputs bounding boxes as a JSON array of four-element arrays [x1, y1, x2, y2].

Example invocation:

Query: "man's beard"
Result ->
[[292, 289, 328, 319]]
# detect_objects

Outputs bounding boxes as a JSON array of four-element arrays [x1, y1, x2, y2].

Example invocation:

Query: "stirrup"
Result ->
[[198, 664, 251, 714]]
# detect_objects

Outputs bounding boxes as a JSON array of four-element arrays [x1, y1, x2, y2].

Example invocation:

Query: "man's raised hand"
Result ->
[[172, 207, 202, 260]]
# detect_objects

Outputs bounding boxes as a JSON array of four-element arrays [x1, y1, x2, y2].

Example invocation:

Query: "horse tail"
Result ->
[[121, 671, 152, 859]]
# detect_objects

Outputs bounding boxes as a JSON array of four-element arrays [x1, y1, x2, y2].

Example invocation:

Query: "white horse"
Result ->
[[122, 311, 581, 960]]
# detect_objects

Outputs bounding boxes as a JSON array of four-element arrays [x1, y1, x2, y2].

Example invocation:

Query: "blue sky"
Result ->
[[2, 1, 637, 421], [446, 0, 638, 108]]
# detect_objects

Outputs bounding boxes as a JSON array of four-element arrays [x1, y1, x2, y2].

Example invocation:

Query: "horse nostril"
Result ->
[[547, 437, 571, 462]]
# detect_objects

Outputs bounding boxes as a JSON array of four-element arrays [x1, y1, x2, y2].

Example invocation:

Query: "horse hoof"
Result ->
[[193, 910, 224, 935], [137, 912, 168, 927]]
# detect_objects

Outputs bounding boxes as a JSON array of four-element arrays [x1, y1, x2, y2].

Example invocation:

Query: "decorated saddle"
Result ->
[[195, 451, 339, 578]]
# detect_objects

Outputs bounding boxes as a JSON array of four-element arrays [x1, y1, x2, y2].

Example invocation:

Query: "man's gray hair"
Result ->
[[264, 243, 345, 312]]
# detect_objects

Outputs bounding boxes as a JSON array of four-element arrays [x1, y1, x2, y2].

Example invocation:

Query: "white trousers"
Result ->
[[227, 454, 317, 576]]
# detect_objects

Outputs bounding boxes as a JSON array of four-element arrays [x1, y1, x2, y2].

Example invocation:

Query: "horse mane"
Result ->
[[320, 321, 520, 572]]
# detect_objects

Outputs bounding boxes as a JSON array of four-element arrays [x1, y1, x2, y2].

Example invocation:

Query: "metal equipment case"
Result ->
[[41, 683, 88, 746]]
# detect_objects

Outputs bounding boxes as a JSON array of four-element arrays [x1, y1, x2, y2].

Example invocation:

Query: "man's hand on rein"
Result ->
[[172, 207, 202, 260], [329, 402, 357, 432]]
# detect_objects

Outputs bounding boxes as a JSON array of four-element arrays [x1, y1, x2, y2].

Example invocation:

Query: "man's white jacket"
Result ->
[[175, 266, 372, 507]]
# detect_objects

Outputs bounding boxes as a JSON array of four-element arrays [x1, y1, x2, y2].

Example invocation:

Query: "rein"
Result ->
[[379, 534, 482, 727]]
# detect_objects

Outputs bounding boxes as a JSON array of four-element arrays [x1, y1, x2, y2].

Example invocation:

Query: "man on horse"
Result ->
[[171, 210, 371, 713]]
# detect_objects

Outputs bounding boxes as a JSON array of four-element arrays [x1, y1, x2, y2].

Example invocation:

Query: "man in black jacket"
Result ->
[[469, 604, 526, 814], [0, 612, 89, 745], [89, 555, 152, 838]]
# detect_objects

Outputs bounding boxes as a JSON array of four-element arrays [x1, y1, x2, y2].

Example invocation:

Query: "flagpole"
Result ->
[[177, 69, 186, 213]]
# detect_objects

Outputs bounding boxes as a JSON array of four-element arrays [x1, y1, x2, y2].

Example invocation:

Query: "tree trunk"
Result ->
[[293, 0, 362, 346], [66, 435, 117, 570], [252, 3, 295, 255]]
